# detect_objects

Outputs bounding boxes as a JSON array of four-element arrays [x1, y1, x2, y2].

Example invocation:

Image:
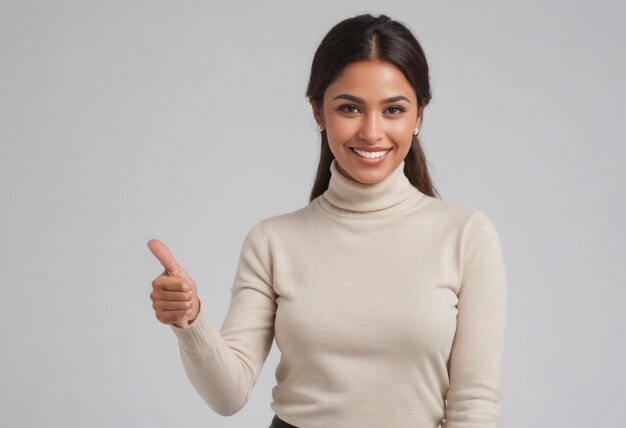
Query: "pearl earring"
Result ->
[[319, 124, 325, 132], [413, 127, 420, 136]]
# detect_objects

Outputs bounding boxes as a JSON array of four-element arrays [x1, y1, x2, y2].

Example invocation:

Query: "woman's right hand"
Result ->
[[147, 239, 201, 328]]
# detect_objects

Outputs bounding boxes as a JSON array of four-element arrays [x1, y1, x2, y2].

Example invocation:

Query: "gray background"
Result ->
[[1, 0, 624, 427]]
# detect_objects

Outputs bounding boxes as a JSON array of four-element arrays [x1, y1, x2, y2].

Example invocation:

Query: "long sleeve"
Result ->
[[442, 211, 508, 428], [169, 219, 277, 416]]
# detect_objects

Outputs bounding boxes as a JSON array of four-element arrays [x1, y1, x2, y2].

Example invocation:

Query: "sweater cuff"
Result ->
[[169, 304, 219, 353]]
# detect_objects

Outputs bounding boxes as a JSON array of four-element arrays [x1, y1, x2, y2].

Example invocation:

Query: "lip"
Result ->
[[348, 146, 391, 166], [349, 146, 392, 152]]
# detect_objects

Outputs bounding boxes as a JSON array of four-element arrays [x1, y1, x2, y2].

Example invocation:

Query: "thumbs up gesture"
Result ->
[[147, 239, 201, 328]]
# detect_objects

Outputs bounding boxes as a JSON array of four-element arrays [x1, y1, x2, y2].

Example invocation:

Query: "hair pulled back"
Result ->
[[306, 13, 440, 202]]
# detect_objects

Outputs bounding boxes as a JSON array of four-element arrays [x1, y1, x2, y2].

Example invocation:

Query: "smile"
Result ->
[[350, 147, 391, 159]]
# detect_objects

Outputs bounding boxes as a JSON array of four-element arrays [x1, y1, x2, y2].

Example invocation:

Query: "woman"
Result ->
[[148, 13, 507, 428]]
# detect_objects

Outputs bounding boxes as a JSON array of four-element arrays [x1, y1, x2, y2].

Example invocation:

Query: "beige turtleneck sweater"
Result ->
[[170, 158, 507, 428]]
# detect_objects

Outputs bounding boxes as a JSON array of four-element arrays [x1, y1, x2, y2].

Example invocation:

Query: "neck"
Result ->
[[318, 158, 423, 216]]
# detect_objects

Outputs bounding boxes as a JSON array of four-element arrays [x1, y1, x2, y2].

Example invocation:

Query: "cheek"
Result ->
[[389, 119, 414, 135], [327, 115, 359, 136], [393, 122, 417, 145]]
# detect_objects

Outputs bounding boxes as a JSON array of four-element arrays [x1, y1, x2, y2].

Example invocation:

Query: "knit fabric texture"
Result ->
[[170, 158, 507, 428]]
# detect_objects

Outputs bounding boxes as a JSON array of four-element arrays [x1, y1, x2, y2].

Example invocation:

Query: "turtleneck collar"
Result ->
[[318, 158, 423, 216]]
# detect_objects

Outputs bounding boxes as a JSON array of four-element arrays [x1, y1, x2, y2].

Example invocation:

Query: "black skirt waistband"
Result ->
[[269, 414, 299, 428]]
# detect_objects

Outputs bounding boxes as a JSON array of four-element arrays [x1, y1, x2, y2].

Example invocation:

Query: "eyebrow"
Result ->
[[332, 93, 411, 104]]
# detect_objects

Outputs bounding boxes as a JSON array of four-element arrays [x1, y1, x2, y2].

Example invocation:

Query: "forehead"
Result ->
[[325, 60, 415, 100]]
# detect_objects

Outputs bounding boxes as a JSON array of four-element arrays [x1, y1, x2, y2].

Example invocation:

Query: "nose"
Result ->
[[358, 112, 384, 142]]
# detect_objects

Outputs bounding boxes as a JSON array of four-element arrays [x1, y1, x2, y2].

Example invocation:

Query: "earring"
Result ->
[[413, 127, 420, 136], [319, 124, 325, 132]]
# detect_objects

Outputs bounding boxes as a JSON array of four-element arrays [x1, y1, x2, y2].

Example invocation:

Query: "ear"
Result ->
[[416, 101, 426, 128], [309, 99, 324, 128]]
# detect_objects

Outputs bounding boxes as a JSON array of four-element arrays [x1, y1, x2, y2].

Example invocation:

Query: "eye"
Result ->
[[337, 104, 360, 113], [336, 104, 407, 115], [386, 106, 406, 115]]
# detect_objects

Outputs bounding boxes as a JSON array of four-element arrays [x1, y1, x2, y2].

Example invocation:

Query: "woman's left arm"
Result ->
[[442, 210, 508, 428]]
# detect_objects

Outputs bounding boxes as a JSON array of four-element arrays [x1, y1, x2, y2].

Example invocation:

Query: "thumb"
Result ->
[[147, 239, 190, 280]]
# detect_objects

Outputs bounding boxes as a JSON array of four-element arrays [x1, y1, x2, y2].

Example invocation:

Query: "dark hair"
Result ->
[[306, 13, 440, 202]]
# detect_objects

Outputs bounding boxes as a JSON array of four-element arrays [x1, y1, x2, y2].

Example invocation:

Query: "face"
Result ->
[[310, 60, 423, 184]]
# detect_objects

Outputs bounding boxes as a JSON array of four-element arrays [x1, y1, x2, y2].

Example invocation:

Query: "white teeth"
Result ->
[[351, 148, 390, 159]]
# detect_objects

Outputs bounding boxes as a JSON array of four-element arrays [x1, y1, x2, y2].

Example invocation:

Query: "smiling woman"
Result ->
[[312, 60, 422, 179], [159, 12, 507, 428], [306, 14, 437, 199]]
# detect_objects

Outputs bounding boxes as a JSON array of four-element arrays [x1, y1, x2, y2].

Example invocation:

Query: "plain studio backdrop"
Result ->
[[1, 1, 624, 427]]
